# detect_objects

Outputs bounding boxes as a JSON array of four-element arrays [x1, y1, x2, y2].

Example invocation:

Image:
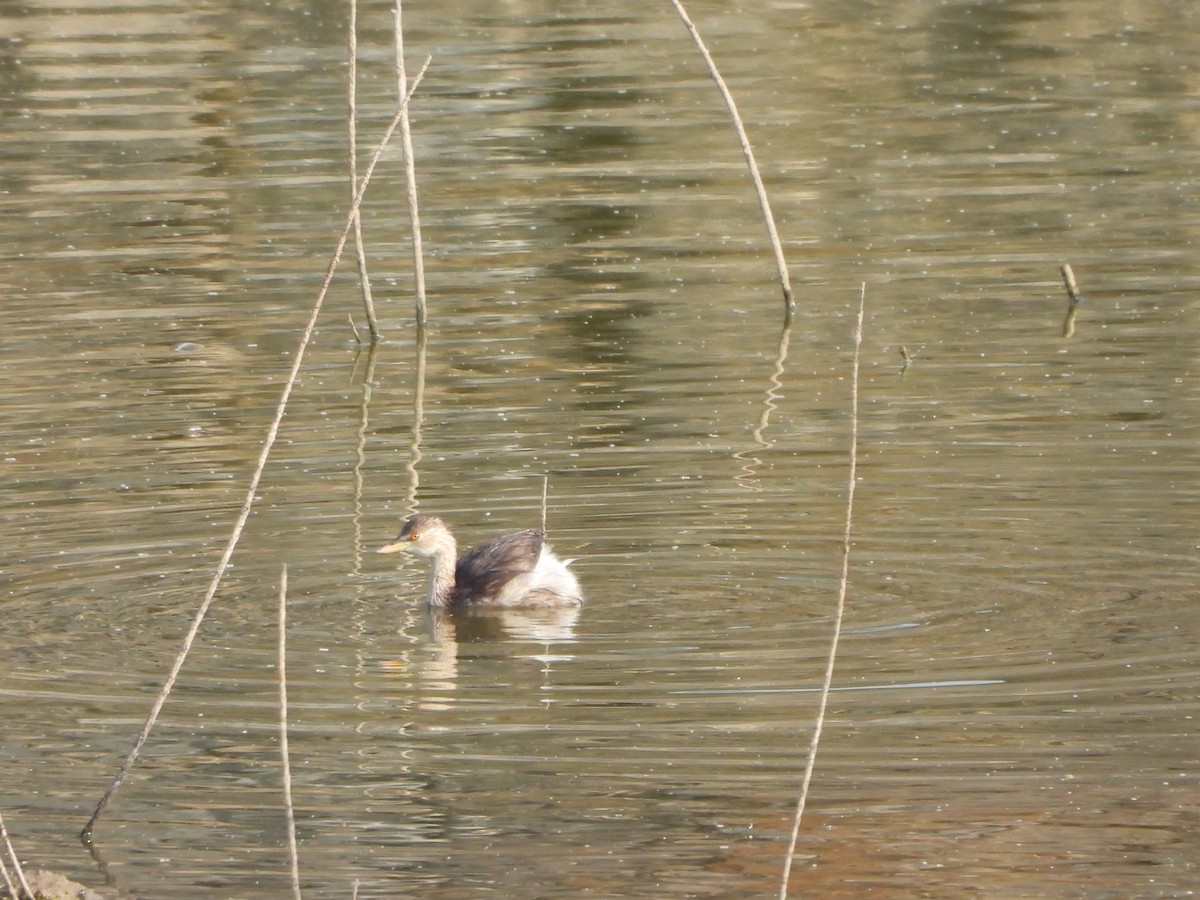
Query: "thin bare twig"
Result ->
[[394, 0, 428, 327], [0, 810, 33, 900], [0, 848, 16, 900], [667, 0, 795, 318], [348, 0, 379, 340], [278, 565, 301, 900], [778, 285, 866, 897], [81, 58, 432, 841]]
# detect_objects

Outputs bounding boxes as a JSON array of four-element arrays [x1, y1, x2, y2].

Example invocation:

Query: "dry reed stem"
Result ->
[[278, 565, 302, 900], [667, 0, 795, 318], [0, 810, 32, 900], [0, 850, 15, 900], [394, 0, 428, 328], [348, 0, 379, 340], [80, 59, 432, 841], [778, 285, 866, 897]]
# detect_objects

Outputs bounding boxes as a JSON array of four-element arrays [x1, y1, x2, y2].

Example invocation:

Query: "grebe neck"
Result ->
[[425, 542, 458, 608]]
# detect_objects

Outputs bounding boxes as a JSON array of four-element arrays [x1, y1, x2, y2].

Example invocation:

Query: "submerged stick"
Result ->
[[348, 0, 379, 340], [394, 0, 428, 328], [1060, 263, 1082, 338], [0, 810, 33, 900], [277, 565, 301, 900], [667, 0, 795, 318], [778, 285, 866, 898], [80, 59, 432, 841]]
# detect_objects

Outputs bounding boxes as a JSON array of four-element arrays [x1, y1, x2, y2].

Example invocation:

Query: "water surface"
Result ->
[[2, 0, 1198, 895]]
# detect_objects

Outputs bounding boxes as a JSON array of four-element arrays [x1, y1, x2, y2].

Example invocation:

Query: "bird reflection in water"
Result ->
[[377, 515, 582, 704]]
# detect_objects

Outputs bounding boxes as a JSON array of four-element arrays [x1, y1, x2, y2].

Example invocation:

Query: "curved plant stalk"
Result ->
[[779, 285, 866, 896], [278, 565, 301, 900], [80, 58, 432, 842], [667, 0, 795, 318]]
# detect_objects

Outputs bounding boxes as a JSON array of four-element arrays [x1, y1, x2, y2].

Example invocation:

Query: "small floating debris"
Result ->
[[1060, 263, 1083, 338]]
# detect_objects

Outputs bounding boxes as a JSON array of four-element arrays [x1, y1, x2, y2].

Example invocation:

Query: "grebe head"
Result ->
[[377, 514, 455, 559]]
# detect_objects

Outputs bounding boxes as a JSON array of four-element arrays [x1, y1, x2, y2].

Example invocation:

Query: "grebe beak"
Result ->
[[377, 537, 409, 554]]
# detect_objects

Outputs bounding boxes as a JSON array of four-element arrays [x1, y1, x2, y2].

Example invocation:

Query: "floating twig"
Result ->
[[779, 284, 866, 898], [667, 0, 795, 318], [899, 344, 912, 375], [1060, 263, 1082, 338], [278, 565, 302, 900], [394, 0, 428, 328], [81, 58, 432, 841]]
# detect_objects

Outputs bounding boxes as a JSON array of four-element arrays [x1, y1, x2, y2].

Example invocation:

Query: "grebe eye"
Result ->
[[409, 532, 419, 541]]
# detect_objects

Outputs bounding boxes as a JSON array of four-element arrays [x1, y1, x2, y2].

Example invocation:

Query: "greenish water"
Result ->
[[2, 0, 1198, 895]]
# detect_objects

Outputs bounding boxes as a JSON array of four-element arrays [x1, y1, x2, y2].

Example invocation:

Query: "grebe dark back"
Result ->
[[378, 514, 582, 608]]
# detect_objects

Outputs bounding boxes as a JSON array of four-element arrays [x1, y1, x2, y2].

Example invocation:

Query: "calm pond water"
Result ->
[[3, 0, 1198, 896]]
